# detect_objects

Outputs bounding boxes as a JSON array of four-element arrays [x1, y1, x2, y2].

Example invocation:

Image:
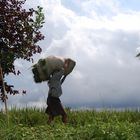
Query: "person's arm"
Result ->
[[61, 75, 67, 84], [60, 59, 69, 84]]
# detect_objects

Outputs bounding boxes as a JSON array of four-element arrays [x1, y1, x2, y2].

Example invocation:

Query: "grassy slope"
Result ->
[[0, 108, 140, 140]]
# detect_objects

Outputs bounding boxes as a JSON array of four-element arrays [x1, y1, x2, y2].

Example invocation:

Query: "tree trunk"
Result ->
[[0, 65, 9, 124]]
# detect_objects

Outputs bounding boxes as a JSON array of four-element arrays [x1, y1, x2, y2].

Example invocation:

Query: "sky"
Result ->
[[1, 0, 140, 109]]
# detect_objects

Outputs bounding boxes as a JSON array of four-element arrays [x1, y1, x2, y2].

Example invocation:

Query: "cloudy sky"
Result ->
[[1, 0, 140, 109]]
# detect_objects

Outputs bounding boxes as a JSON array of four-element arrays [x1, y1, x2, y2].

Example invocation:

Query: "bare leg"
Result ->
[[48, 115, 54, 124], [62, 112, 67, 124]]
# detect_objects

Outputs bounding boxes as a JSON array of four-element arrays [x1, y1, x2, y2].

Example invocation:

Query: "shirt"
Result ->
[[48, 69, 64, 98]]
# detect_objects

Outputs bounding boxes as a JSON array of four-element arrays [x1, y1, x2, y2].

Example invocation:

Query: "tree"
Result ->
[[0, 0, 45, 103]]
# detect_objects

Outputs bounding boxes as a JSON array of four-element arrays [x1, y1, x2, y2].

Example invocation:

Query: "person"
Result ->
[[45, 68, 67, 124]]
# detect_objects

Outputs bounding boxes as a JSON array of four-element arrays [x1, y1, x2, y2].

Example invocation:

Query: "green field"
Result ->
[[0, 108, 140, 140]]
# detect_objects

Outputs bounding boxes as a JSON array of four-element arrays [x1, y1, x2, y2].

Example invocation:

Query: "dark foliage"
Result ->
[[0, 0, 45, 101]]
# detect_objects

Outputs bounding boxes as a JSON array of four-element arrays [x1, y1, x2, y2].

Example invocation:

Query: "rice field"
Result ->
[[0, 107, 140, 140]]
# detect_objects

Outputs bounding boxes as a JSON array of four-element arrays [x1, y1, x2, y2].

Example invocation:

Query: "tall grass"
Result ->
[[0, 107, 140, 140]]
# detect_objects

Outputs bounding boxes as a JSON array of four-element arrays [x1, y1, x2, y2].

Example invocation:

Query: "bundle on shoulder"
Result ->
[[32, 55, 76, 83]]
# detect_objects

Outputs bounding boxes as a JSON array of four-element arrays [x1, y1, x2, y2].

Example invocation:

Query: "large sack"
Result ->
[[32, 56, 76, 83]]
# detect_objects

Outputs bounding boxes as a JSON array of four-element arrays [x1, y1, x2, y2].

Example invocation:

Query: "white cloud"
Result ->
[[1, 0, 140, 109], [41, 0, 140, 108], [81, 0, 120, 18]]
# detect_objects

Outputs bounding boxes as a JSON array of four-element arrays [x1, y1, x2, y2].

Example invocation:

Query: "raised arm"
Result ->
[[61, 75, 67, 84]]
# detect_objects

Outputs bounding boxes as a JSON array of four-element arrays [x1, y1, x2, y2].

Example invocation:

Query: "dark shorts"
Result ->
[[45, 95, 66, 116]]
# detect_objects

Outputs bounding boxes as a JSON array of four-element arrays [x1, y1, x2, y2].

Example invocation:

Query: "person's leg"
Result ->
[[48, 97, 67, 124], [60, 105, 67, 124], [57, 100, 67, 124], [47, 115, 54, 124], [62, 112, 67, 124], [46, 97, 54, 124]]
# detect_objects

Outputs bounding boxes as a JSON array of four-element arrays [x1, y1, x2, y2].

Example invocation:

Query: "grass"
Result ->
[[0, 107, 140, 140]]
